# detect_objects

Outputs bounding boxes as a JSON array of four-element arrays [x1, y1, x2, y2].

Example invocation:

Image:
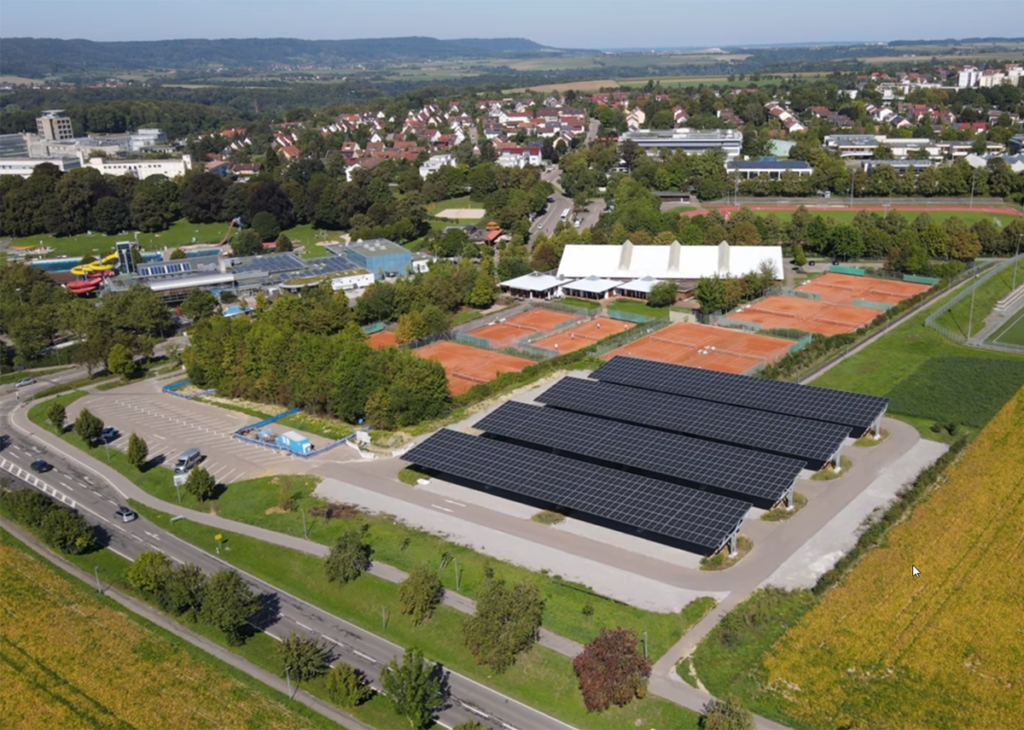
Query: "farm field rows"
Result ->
[[761, 388, 1024, 729], [0, 530, 332, 730]]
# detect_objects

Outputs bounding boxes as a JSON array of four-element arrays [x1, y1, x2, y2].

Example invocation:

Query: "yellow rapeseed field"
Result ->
[[0, 540, 324, 730], [763, 389, 1024, 729]]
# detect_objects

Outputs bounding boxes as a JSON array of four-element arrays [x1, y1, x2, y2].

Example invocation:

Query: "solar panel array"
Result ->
[[231, 253, 306, 275], [476, 401, 803, 503], [307, 257, 367, 275], [537, 378, 849, 464], [593, 357, 887, 432], [404, 429, 750, 550]]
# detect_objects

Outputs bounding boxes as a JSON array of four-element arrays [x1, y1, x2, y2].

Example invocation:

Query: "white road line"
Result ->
[[130, 534, 143, 542], [296, 621, 314, 632], [60, 481, 73, 490], [97, 515, 110, 524], [444, 499, 466, 507], [352, 649, 376, 663], [321, 634, 344, 646], [264, 631, 283, 642], [108, 546, 134, 561], [431, 504, 453, 513]]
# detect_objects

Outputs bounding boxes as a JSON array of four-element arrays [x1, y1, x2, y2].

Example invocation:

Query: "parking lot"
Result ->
[[67, 382, 321, 484]]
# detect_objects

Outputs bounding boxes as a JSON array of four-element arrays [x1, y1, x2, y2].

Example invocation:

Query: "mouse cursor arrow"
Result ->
[[912, 565, 920, 577]]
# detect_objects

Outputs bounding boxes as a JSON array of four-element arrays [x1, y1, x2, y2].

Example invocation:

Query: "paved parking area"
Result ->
[[69, 387, 304, 484]]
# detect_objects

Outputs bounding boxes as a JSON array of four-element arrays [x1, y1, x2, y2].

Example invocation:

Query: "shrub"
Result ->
[[277, 632, 331, 682], [73, 408, 104, 446], [1, 489, 54, 528], [572, 628, 652, 712], [39, 507, 96, 555], [324, 527, 372, 584], [398, 565, 444, 625], [325, 662, 373, 707]]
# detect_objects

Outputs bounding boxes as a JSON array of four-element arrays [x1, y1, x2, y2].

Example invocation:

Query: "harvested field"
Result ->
[[729, 295, 878, 336], [533, 317, 634, 354], [0, 533, 322, 730], [414, 341, 533, 395], [797, 272, 930, 307], [763, 388, 1024, 729], [603, 321, 792, 374]]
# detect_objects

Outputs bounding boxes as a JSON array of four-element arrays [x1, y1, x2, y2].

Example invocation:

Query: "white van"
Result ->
[[174, 448, 202, 474]]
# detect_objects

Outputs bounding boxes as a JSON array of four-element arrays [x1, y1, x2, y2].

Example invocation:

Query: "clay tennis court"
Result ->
[[532, 317, 635, 354], [729, 295, 879, 336], [603, 321, 792, 374], [367, 331, 397, 350], [414, 341, 533, 396], [796, 272, 930, 306], [467, 309, 581, 348]]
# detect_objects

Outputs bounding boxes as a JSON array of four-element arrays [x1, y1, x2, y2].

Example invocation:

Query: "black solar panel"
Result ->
[[231, 253, 305, 275], [537, 378, 848, 465], [404, 429, 749, 551], [476, 401, 802, 503], [593, 357, 887, 433]]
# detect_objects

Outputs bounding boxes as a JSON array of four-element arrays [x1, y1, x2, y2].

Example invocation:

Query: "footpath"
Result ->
[[11, 400, 791, 724], [0, 517, 375, 730]]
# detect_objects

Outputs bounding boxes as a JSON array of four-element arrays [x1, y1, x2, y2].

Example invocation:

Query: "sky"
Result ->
[[1, 0, 1020, 49]]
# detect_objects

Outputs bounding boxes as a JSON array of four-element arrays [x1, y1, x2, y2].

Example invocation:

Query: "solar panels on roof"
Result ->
[[593, 357, 887, 434], [476, 401, 802, 504], [231, 253, 305, 275], [537, 378, 848, 466], [403, 429, 749, 552]]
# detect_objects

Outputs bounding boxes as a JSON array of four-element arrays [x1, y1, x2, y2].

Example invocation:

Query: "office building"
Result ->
[[619, 128, 743, 162], [36, 110, 74, 141]]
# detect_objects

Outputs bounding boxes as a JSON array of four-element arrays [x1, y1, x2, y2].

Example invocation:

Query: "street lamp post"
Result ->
[[1013, 235, 1022, 291], [285, 665, 292, 699], [968, 273, 979, 339], [970, 169, 977, 209], [849, 168, 855, 208], [94, 566, 102, 593], [643, 631, 648, 659]]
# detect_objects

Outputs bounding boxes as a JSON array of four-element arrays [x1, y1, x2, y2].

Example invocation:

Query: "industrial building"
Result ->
[[619, 128, 743, 161]]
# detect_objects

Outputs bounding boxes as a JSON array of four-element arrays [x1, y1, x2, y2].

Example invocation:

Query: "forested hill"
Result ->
[[0, 36, 561, 76]]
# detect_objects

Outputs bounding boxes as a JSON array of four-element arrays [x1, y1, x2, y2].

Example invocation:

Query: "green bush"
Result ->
[[39, 507, 97, 555], [1, 489, 54, 528]]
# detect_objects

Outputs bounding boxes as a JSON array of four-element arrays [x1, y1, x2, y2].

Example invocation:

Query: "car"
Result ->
[[114, 506, 137, 523], [30, 460, 51, 473], [100, 427, 119, 443], [536, 222, 544, 230], [14, 378, 35, 388]]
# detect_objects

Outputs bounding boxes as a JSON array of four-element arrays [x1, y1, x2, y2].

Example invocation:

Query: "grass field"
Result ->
[[131, 503, 703, 730], [608, 299, 671, 319], [988, 306, 1024, 346], [935, 259, 1023, 337], [811, 286, 1024, 439], [0, 529, 335, 730], [761, 389, 1024, 730]]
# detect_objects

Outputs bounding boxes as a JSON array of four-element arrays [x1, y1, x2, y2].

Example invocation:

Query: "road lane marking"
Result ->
[[108, 547, 134, 561], [264, 630, 282, 642], [352, 650, 376, 663], [431, 504, 453, 513], [296, 621, 314, 632], [444, 499, 466, 507]]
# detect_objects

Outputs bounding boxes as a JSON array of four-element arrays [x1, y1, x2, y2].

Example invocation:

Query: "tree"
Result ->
[[694, 275, 728, 314], [729, 221, 762, 247], [91, 196, 131, 235], [275, 233, 293, 253], [126, 433, 149, 470], [792, 243, 807, 267], [46, 401, 66, 433], [73, 408, 104, 446], [573, 628, 652, 712], [180, 289, 218, 321], [380, 648, 445, 730], [169, 247, 188, 260], [184, 467, 217, 502], [465, 268, 496, 308], [324, 527, 372, 584], [107, 342, 135, 381], [232, 229, 263, 257], [278, 632, 331, 682], [181, 172, 227, 224], [700, 697, 754, 730], [463, 580, 544, 673], [325, 662, 374, 708], [0, 489, 53, 528], [399, 565, 444, 625], [40, 508, 96, 555], [948, 229, 982, 262], [131, 175, 180, 232], [200, 570, 259, 645], [127, 550, 172, 594], [160, 563, 207, 621], [826, 225, 864, 261], [251, 211, 281, 242], [647, 281, 678, 308]]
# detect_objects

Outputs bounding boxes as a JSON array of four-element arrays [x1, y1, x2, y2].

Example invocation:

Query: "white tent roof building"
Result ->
[[557, 241, 783, 284]]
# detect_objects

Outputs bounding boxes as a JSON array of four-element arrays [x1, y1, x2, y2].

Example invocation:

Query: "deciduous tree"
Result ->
[[380, 648, 445, 730], [126, 432, 149, 470], [40, 507, 96, 555], [647, 281, 678, 308], [278, 632, 331, 682], [160, 563, 207, 621], [324, 527, 372, 584], [325, 662, 374, 707], [699, 697, 754, 730], [73, 408, 104, 446], [128, 550, 172, 594], [463, 580, 544, 673], [398, 565, 444, 625], [572, 628, 652, 712], [107, 342, 135, 381], [46, 402, 66, 433], [200, 570, 259, 645], [184, 466, 216, 502], [180, 289, 218, 321]]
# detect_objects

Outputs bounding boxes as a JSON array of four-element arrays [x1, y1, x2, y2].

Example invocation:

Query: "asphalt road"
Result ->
[[0, 403, 575, 730]]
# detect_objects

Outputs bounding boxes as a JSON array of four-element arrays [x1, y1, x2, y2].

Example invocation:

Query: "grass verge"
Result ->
[[760, 492, 807, 522], [531, 510, 566, 525], [853, 428, 890, 447], [700, 536, 752, 571], [810, 455, 853, 481]]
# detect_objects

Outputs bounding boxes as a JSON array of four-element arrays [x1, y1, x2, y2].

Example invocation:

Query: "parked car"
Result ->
[[99, 427, 118, 443], [114, 506, 137, 523], [14, 378, 35, 388], [30, 460, 51, 473]]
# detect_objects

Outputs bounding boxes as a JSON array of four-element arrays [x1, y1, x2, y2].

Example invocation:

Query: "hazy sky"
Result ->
[[1, 0, 1020, 49]]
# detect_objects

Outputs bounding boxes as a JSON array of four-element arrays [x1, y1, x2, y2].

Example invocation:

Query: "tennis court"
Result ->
[[467, 309, 580, 348], [413, 341, 534, 396], [532, 317, 634, 354], [602, 321, 792, 374], [367, 331, 397, 350], [730, 295, 878, 336], [798, 272, 930, 306]]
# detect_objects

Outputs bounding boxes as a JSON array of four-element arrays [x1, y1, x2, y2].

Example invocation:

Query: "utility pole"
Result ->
[[849, 168, 855, 209], [643, 631, 648, 659], [970, 168, 976, 209], [285, 665, 292, 699], [968, 274, 978, 339], [1013, 235, 1022, 292], [94, 566, 102, 593]]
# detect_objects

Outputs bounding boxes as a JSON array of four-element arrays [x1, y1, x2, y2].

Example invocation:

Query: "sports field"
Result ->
[[762, 389, 1024, 729], [603, 321, 792, 374], [0, 531, 326, 730], [413, 340, 533, 395], [988, 307, 1024, 347], [532, 317, 634, 354], [729, 295, 878, 336], [467, 309, 581, 349], [797, 272, 930, 307]]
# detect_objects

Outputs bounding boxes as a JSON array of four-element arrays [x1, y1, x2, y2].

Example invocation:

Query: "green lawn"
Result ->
[[130, 503, 701, 730], [6, 220, 338, 262], [608, 299, 670, 319], [452, 307, 489, 326], [560, 297, 602, 311], [935, 259, 1023, 338], [811, 285, 1024, 439], [988, 306, 1024, 347]]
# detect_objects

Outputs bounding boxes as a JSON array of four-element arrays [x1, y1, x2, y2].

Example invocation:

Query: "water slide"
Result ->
[[218, 217, 243, 246], [69, 252, 119, 277]]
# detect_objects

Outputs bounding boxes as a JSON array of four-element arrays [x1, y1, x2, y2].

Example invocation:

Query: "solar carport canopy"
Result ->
[[476, 401, 803, 504], [404, 429, 750, 552], [593, 357, 888, 434], [537, 378, 849, 465]]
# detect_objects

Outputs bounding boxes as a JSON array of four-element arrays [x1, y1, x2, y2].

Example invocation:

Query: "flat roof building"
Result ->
[[619, 128, 743, 161], [0, 156, 81, 178], [727, 158, 813, 180], [36, 110, 74, 141], [328, 239, 413, 280], [499, 271, 575, 299]]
